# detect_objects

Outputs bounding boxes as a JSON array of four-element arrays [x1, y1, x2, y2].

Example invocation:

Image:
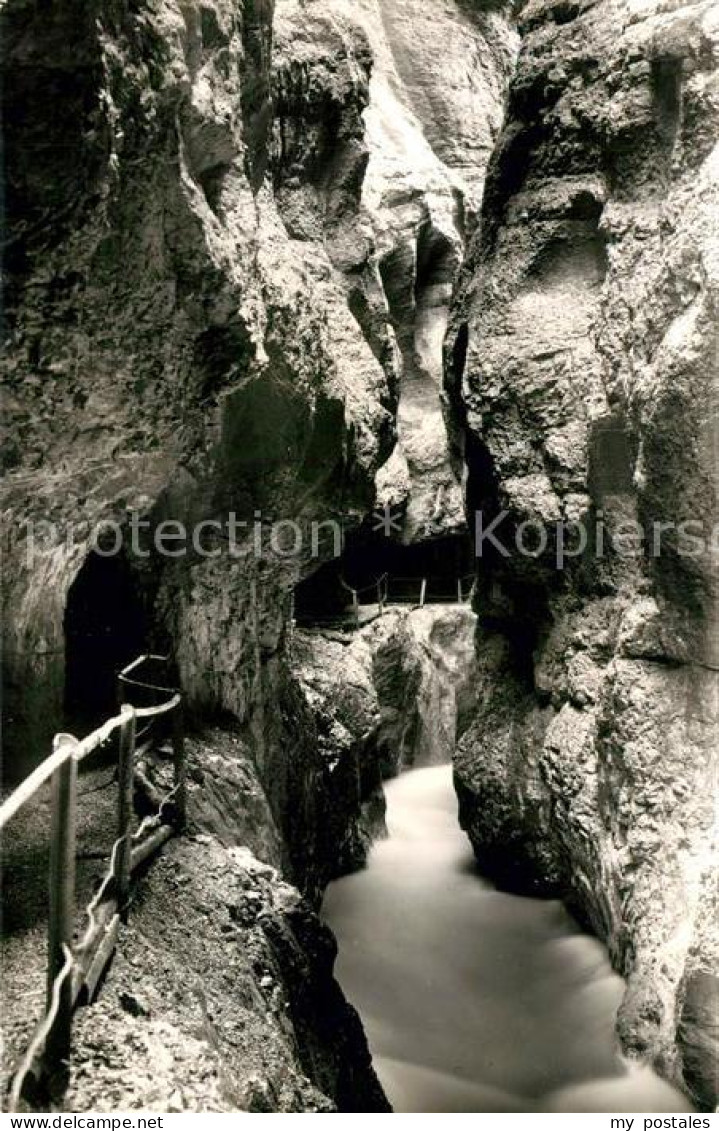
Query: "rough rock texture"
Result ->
[[1, 0, 390, 766], [1, 1, 507, 1108], [273, 0, 517, 541], [447, 0, 719, 1109], [290, 625, 388, 878], [9, 0, 717, 1114], [291, 605, 478, 872], [1, 0, 511, 866], [62, 838, 389, 1112]]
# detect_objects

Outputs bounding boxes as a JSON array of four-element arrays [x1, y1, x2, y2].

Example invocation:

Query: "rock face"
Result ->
[[6, 0, 716, 1114], [0, 0, 508, 862], [1, 0, 383, 783], [291, 605, 478, 873], [1, 0, 507, 1111], [1, 0, 511, 860], [64, 838, 389, 1112], [448, 0, 719, 1109], [273, 0, 517, 541]]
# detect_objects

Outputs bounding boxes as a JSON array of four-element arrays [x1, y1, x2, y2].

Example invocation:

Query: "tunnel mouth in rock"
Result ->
[[63, 550, 149, 734], [294, 528, 475, 625]]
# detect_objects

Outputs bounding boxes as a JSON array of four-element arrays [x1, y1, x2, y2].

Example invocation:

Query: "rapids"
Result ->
[[323, 765, 694, 1113]]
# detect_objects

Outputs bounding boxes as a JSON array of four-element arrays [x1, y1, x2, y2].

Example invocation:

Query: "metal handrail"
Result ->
[[118, 653, 169, 678], [338, 572, 388, 596], [0, 742, 77, 830], [294, 571, 477, 630], [0, 695, 179, 833]]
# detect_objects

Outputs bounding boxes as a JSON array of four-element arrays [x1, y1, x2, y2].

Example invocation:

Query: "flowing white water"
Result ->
[[323, 765, 694, 1113]]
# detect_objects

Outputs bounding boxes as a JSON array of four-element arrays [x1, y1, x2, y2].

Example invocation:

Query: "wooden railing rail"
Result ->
[[1, 656, 185, 1112], [296, 573, 477, 630]]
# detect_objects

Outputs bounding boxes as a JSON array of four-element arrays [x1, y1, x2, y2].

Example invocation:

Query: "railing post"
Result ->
[[420, 578, 427, 608], [352, 589, 360, 628], [47, 734, 78, 1061], [171, 703, 186, 831], [458, 578, 463, 603], [116, 705, 136, 915]]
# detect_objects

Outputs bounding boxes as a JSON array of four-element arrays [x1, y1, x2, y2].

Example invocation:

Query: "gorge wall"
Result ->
[[3, 0, 717, 1114], [63, 837, 389, 1112], [273, 0, 517, 541], [447, 0, 719, 1110], [292, 604, 478, 873], [1, 0, 512, 882], [1, 0, 510, 1112]]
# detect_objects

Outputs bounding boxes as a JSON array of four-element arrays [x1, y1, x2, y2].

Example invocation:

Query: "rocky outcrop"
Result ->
[[1, 0, 511, 857], [1, 2, 507, 1109], [10, 0, 716, 1113], [357, 0, 517, 542], [64, 838, 389, 1112], [1, 0, 388, 782], [448, 0, 719, 1109], [291, 605, 478, 873], [290, 625, 388, 877], [273, 0, 517, 541], [368, 605, 478, 771], [0, 0, 513, 891]]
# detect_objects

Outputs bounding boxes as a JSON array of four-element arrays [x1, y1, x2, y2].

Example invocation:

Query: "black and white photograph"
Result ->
[[1, 0, 717, 1119]]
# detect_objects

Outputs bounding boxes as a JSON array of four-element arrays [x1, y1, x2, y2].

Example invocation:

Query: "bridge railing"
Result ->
[[338, 573, 389, 621], [0, 656, 185, 1112]]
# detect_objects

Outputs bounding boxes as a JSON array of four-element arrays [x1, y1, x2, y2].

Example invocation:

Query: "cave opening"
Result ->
[[64, 550, 148, 733]]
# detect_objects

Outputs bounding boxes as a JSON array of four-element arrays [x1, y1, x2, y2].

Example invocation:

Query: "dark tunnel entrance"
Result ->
[[64, 551, 148, 733]]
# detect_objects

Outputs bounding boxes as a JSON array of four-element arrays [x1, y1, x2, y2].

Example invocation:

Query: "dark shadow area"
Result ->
[[64, 551, 147, 733], [0, 0, 105, 302], [415, 222, 455, 295], [342, 528, 473, 591], [294, 529, 474, 623], [588, 414, 635, 502]]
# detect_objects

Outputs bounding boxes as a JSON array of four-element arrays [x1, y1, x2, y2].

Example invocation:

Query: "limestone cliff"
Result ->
[[64, 839, 389, 1112], [6, 0, 716, 1113], [447, 0, 719, 1108], [272, 0, 517, 541], [1, 0, 512, 889], [291, 605, 478, 872], [1, 0, 511, 1110]]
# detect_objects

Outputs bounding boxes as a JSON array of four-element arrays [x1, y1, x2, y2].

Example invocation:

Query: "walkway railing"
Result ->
[[328, 573, 476, 628], [384, 574, 476, 607], [0, 656, 185, 1112], [339, 573, 389, 622]]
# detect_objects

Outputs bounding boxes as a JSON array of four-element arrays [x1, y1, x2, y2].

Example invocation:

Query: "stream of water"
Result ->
[[323, 765, 694, 1113]]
